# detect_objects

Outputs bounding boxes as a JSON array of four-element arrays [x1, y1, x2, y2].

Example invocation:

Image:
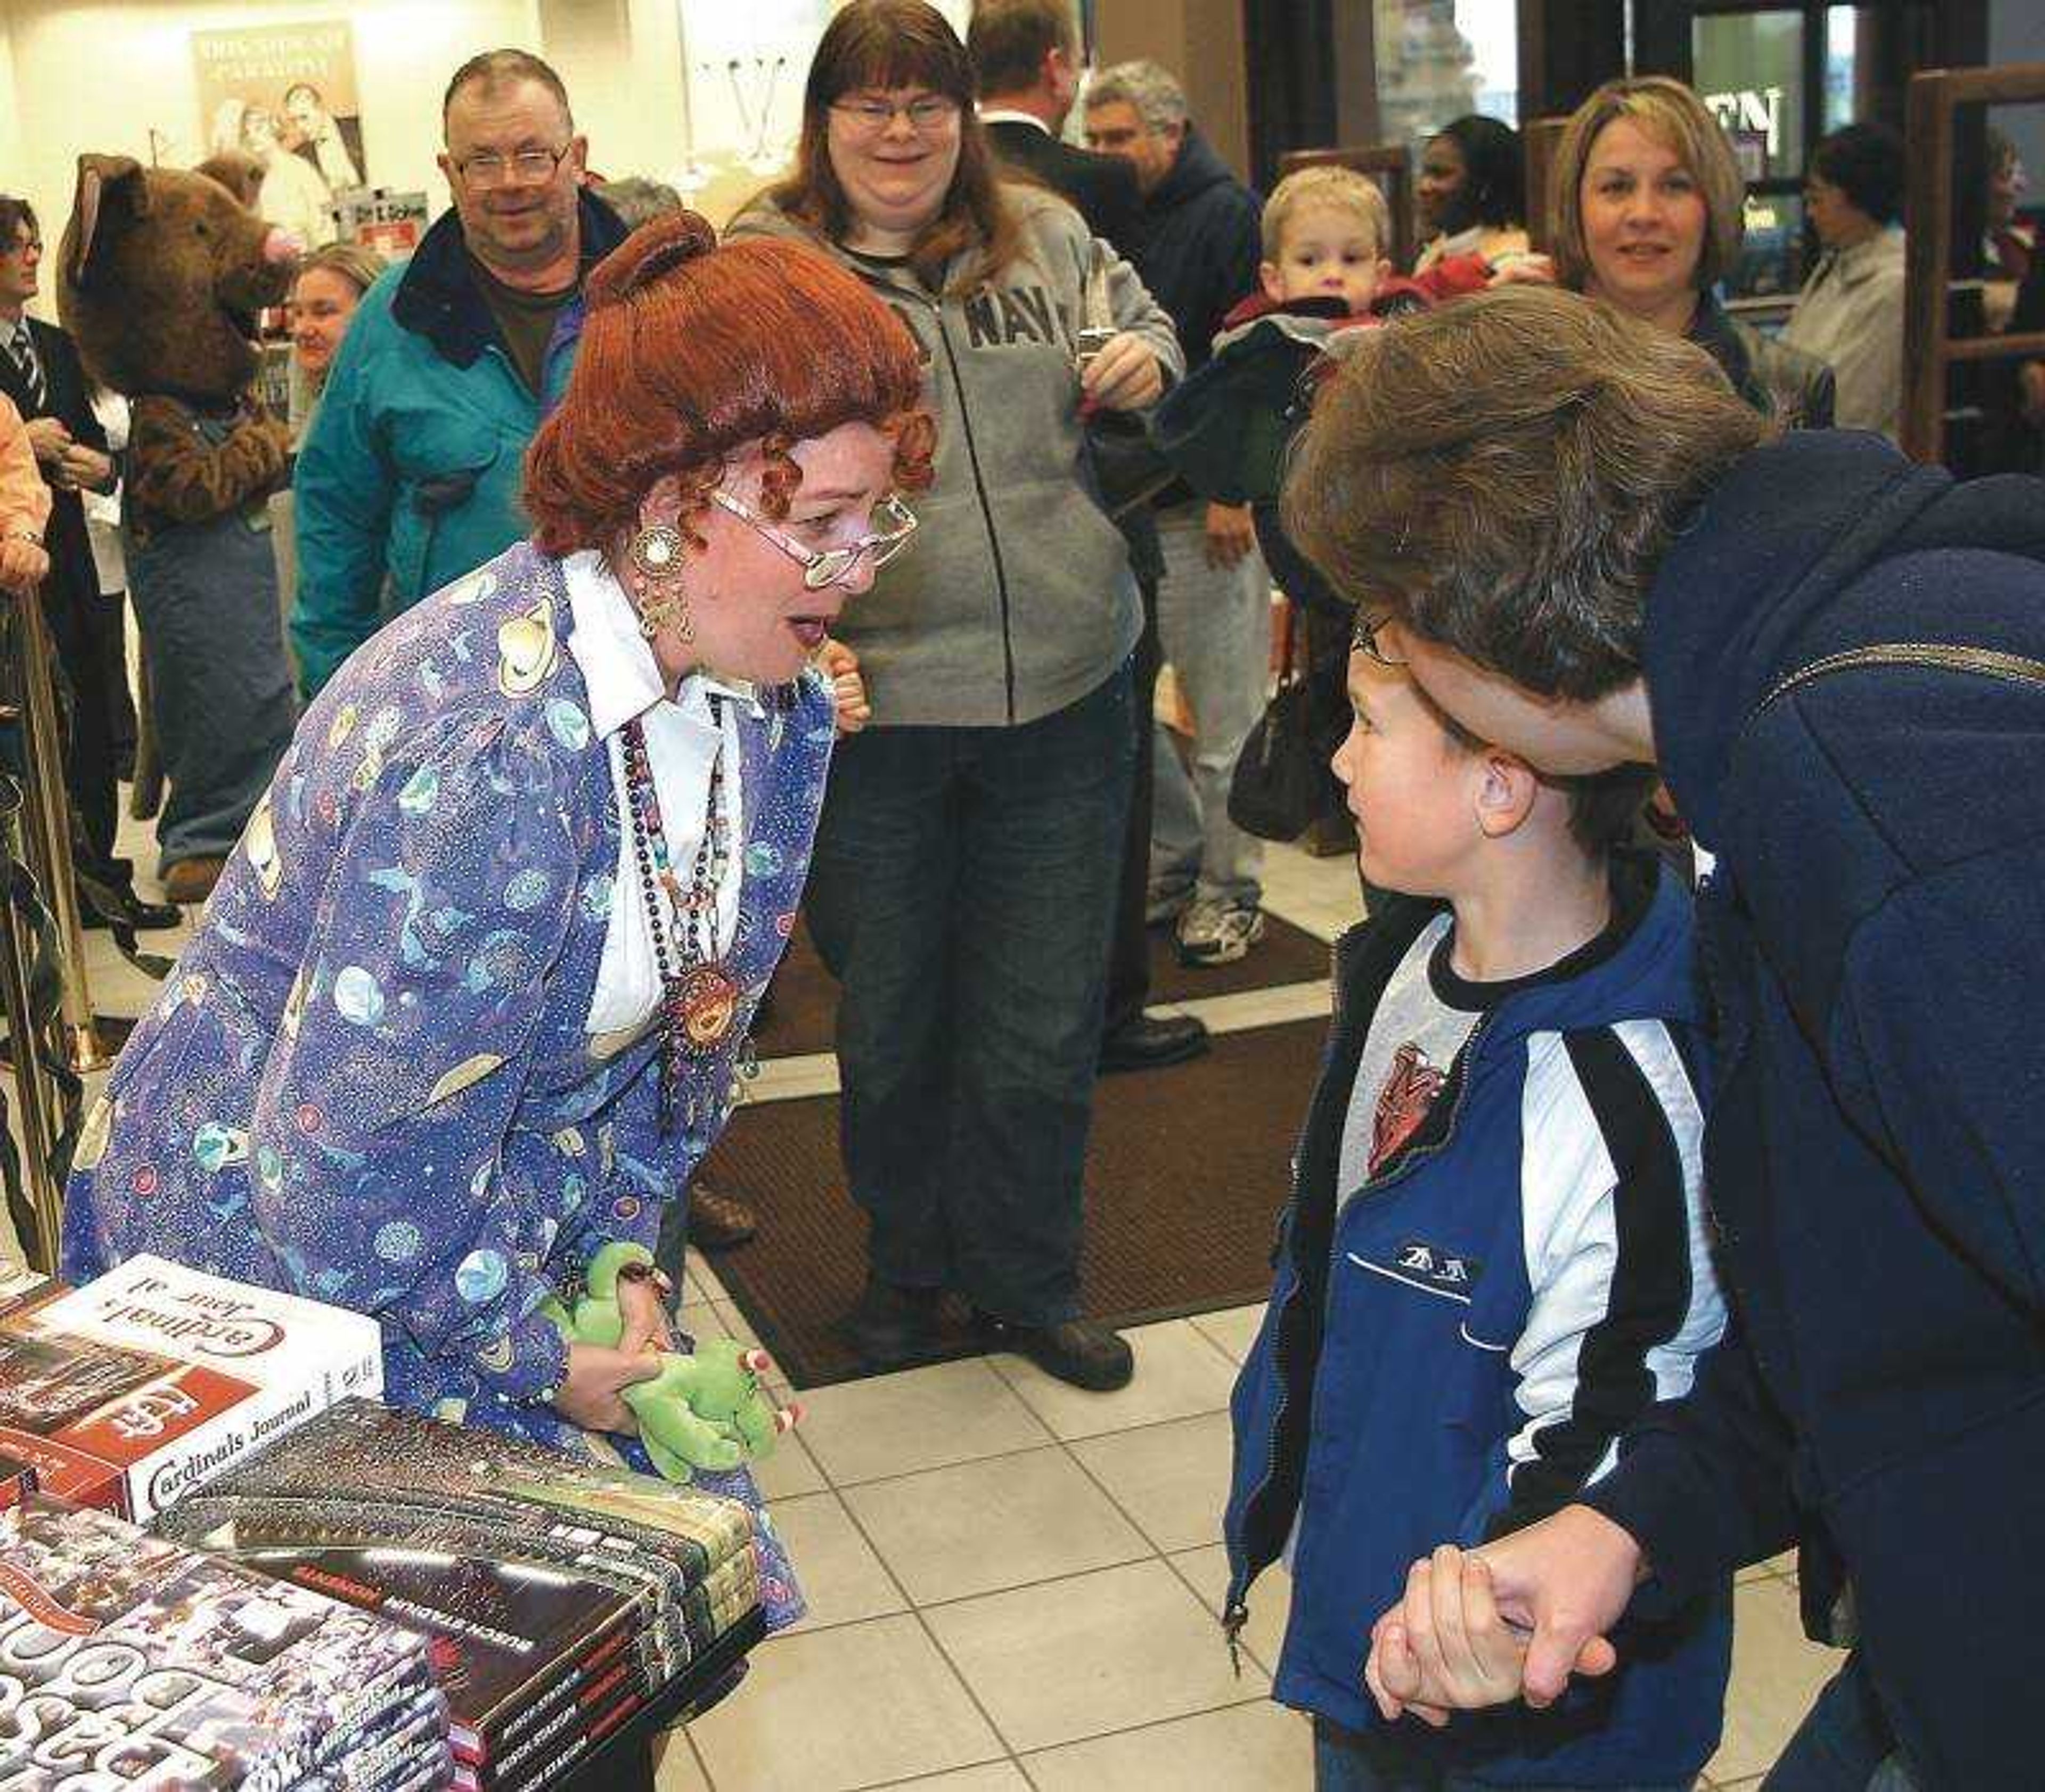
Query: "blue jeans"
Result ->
[[804, 668, 1134, 1324], [1762, 1657, 1921, 1791], [1150, 501, 1266, 910], [1312, 1718, 1692, 1792]]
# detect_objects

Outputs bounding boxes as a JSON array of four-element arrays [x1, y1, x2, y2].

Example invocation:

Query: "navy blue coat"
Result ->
[[1581, 431, 2045, 1791]]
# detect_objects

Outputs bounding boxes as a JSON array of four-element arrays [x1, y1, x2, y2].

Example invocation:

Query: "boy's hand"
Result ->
[[1365, 1549, 1529, 1724], [0, 535, 48, 593], [1364, 1511, 1633, 1721], [1081, 332, 1165, 413], [1205, 501, 1256, 569], [816, 637, 871, 735]]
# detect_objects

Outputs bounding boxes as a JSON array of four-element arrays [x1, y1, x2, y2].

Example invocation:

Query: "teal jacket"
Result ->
[[289, 192, 628, 697]]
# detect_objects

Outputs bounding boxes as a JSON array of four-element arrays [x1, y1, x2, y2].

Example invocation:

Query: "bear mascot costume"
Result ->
[[58, 153, 300, 904]]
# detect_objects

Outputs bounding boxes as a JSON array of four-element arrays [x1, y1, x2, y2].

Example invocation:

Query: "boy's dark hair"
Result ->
[[1432, 114, 1524, 231], [1810, 122, 1905, 227], [1289, 284, 1771, 700], [967, 0, 1075, 96], [1405, 666, 1656, 855]]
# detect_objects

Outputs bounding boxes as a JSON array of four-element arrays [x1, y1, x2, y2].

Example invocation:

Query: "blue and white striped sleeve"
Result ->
[[1485, 1020, 1727, 1538]]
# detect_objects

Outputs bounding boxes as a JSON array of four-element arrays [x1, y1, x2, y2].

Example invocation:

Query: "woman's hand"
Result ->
[[553, 1341, 666, 1434], [817, 637, 872, 734], [551, 1259, 675, 1433], [1486, 253, 1557, 289], [0, 535, 49, 594], [1082, 332, 1165, 413]]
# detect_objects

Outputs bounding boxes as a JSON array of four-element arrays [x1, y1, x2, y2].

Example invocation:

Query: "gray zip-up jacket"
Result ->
[[728, 185, 1182, 727]]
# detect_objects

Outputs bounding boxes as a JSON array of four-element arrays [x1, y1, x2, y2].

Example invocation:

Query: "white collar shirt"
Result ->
[[562, 547, 751, 1051]]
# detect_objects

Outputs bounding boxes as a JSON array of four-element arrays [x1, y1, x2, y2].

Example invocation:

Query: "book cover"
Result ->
[[0, 1258, 385, 1519], [0, 1494, 440, 1790]]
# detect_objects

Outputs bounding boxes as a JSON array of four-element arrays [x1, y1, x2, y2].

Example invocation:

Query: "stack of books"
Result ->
[[153, 1400, 767, 1790], [0, 1492, 450, 1789], [0, 1256, 383, 1520]]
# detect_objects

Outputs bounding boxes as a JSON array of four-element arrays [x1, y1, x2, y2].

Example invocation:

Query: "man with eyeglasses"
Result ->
[[291, 48, 628, 703]]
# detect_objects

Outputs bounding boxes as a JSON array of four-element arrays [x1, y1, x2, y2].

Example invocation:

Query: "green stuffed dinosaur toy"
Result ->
[[542, 1241, 803, 1483]]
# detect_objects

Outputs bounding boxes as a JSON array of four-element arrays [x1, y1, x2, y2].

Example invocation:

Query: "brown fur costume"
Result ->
[[56, 154, 299, 889]]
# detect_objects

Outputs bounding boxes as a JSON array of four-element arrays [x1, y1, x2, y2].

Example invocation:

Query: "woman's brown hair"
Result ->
[[525, 213, 934, 559], [1283, 283, 1771, 701], [768, 0, 1024, 292]]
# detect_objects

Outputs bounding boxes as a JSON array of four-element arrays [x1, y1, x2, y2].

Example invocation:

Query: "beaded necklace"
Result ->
[[619, 705, 743, 1135]]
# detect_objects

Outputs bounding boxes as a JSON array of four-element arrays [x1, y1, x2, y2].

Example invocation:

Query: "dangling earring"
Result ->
[[627, 522, 693, 643]]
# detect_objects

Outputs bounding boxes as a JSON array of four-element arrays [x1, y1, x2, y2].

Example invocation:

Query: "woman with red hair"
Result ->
[[59, 213, 932, 1634]]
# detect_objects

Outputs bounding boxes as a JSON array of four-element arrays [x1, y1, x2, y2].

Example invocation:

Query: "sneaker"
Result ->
[[1176, 900, 1265, 966]]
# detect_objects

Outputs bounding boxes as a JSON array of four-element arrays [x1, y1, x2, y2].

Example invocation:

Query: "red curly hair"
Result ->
[[525, 211, 934, 559]]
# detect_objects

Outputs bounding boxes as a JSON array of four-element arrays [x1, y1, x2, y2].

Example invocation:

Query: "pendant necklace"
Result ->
[[620, 707, 741, 1135]]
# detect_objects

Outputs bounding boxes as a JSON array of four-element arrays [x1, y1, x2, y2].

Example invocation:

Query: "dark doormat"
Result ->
[[752, 911, 1334, 1061], [696, 1018, 1328, 1388]]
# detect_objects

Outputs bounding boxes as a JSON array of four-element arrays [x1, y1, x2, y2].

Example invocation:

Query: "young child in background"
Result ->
[[1152, 168, 1496, 863], [1222, 612, 1733, 1791]]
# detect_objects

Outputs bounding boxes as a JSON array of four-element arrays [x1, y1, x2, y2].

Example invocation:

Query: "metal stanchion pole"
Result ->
[[10, 582, 111, 1072], [0, 780, 66, 1272]]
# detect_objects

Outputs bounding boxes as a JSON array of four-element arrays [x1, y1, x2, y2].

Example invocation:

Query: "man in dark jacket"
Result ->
[[969, 1, 1143, 251], [1288, 282, 2043, 1790], [969, 3, 1206, 1074], [1086, 60, 1271, 970], [0, 195, 174, 932]]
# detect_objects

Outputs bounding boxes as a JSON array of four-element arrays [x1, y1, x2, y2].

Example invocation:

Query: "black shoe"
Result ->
[[840, 1275, 946, 1368], [78, 886, 182, 932], [1098, 1011, 1210, 1074], [686, 1185, 758, 1251], [977, 1313, 1134, 1392]]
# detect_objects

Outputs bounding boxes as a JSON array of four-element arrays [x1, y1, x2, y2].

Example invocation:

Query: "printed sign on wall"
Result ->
[[192, 21, 367, 246]]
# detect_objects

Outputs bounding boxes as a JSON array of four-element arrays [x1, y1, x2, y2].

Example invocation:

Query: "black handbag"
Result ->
[[1228, 603, 1332, 842]]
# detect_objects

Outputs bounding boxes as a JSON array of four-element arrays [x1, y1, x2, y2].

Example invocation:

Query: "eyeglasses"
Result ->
[[830, 94, 960, 135], [4, 237, 40, 260], [1352, 611, 1409, 666], [452, 143, 575, 188], [709, 489, 919, 589]]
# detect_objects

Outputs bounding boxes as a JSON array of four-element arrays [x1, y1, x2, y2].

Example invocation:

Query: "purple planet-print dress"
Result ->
[[61, 542, 830, 1631]]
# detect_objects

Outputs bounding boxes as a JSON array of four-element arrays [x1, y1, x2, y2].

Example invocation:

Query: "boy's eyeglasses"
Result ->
[[1353, 612, 1409, 666], [831, 95, 960, 134], [709, 489, 919, 590]]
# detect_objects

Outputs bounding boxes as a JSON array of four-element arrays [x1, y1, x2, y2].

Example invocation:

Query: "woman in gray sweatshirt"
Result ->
[[730, 0, 1182, 1391]]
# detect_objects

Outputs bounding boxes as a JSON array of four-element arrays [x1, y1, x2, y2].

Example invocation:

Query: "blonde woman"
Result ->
[[1546, 75, 1833, 425]]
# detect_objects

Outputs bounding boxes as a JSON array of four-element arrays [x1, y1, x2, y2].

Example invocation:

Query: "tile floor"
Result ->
[[18, 820, 1841, 1791]]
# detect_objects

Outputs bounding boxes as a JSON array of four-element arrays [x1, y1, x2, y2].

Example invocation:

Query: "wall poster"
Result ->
[[192, 21, 367, 246]]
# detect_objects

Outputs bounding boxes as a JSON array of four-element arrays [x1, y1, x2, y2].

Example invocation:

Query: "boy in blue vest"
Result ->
[[1223, 611, 1732, 1789]]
